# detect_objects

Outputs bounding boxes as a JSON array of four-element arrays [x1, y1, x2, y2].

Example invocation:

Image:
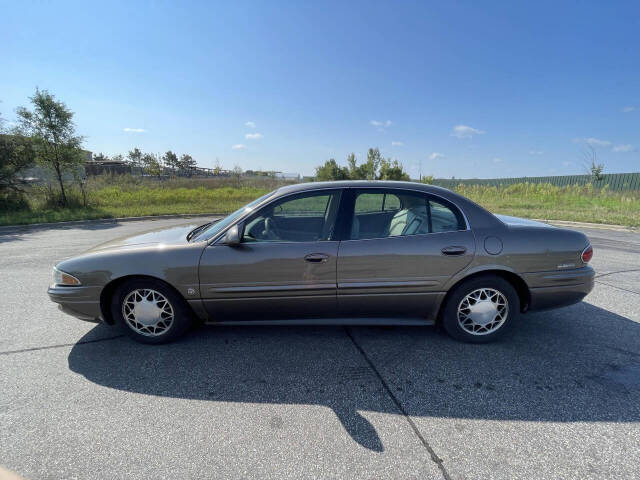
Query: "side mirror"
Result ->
[[221, 222, 243, 246]]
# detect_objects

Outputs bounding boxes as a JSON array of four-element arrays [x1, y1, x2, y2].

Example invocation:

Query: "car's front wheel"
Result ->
[[111, 278, 192, 344], [441, 275, 519, 343]]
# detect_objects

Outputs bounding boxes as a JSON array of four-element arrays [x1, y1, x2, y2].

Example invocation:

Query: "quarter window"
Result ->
[[429, 198, 465, 233]]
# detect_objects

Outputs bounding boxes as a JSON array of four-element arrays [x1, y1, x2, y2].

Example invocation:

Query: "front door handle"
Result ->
[[304, 253, 329, 263], [441, 246, 467, 256]]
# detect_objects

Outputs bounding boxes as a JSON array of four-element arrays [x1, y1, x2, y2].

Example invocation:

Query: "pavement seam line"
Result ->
[[0, 335, 123, 356], [594, 280, 640, 296], [594, 268, 640, 279], [344, 327, 452, 480]]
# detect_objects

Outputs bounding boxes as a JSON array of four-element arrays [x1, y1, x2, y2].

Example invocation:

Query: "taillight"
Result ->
[[581, 245, 593, 263]]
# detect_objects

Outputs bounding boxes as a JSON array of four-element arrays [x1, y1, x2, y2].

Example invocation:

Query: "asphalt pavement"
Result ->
[[1, 217, 639, 479]]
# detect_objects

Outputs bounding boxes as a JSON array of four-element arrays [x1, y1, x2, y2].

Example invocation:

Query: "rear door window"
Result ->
[[348, 189, 466, 239]]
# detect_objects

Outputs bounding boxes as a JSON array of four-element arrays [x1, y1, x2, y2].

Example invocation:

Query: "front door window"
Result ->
[[243, 190, 341, 243]]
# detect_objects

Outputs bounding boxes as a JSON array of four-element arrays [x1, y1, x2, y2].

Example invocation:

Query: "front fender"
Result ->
[[54, 242, 206, 300]]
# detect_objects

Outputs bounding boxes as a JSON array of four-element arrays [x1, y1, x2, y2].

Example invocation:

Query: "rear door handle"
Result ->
[[304, 253, 329, 263], [441, 246, 467, 256]]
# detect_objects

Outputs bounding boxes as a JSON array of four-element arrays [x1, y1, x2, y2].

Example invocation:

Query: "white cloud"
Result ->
[[586, 138, 611, 147], [245, 133, 263, 140], [428, 152, 445, 161], [123, 127, 146, 133], [574, 137, 612, 147], [529, 150, 544, 155], [370, 119, 392, 128], [231, 144, 246, 150], [245, 121, 256, 128], [622, 106, 636, 113], [562, 161, 571, 167], [391, 141, 404, 146], [492, 157, 503, 163], [451, 125, 485, 139], [613, 144, 634, 152]]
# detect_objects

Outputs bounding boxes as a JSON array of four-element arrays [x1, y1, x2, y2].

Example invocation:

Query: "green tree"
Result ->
[[315, 158, 350, 181], [162, 150, 179, 175], [15, 88, 84, 206], [420, 175, 435, 184], [142, 152, 162, 178], [314, 148, 410, 181], [127, 147, 142, 167], [362, 148, 383, 180], [346, 153, 360, 179], [345, 152, 370, 180], [378, 158, 410, 180], [179, 154, 196, 174], [0, 133, 36, 194]]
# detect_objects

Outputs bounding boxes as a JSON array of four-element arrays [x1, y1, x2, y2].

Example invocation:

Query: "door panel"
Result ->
[[337, 231, 475, 318], [199, 241, 339, 321], [353, 211, 396, 239]]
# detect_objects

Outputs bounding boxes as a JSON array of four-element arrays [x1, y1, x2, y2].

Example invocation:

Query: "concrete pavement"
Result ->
[[1, 218, 639, 479]]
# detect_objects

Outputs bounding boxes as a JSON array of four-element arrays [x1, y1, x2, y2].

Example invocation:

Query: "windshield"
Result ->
[[191, 191, 276, 242]]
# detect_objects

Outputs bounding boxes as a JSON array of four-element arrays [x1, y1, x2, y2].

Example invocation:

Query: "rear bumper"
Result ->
[[48, 285, 103, 322], [524, 265, 595, 311]]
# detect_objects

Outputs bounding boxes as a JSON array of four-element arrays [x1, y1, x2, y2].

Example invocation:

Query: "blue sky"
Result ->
[[1, 0, 638, 178]]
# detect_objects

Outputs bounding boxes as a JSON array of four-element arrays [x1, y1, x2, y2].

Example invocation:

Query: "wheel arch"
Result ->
[[99, 274, 193, 325], [437, 268, 531, 323]]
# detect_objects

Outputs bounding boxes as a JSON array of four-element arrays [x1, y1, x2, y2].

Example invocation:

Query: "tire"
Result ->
[[441, 275, 519, 343], [111, 278, 192, 344]]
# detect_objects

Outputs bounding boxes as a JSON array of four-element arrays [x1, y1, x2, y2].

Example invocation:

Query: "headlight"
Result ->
[[52, 267, 81, 286]]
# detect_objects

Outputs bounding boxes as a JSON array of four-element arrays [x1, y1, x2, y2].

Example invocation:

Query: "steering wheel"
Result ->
[[264, 217, 281, 241]]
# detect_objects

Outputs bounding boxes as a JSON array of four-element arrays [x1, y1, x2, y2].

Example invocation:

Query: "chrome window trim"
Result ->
[[340, 229, 472, 243]]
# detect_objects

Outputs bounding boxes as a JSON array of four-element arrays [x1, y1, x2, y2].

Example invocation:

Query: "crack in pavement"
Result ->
[[344, 327, 452, 480], [0, 335, 123, 356]]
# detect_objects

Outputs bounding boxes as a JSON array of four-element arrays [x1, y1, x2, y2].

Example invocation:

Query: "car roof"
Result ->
[[275, 180, 454, 196], [271, 180, 504, 231]]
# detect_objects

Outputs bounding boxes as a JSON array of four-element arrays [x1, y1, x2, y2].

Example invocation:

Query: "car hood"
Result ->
[[87, 223, 202, 253], [494, 214, 554, 229]]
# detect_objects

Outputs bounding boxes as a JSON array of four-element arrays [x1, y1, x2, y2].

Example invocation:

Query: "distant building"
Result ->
[[84, 157, 133, 176], [275, 172, 300, 180]]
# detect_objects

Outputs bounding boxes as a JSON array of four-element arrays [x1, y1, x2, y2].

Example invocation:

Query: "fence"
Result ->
[[430, 172, 640, 191]]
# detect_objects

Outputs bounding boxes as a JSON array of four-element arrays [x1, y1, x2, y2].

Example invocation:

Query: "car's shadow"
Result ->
[[68, 302, 640, 452]]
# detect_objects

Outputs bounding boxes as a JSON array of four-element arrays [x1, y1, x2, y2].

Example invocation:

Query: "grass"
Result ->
[[456, 183, 640, 227], [0, 176, 276, 226], [1, 176, 639, 227]]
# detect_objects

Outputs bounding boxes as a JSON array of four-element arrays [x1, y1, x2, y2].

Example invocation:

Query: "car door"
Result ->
[[336, 188, 475, 319], [198, 189, 342, 321]]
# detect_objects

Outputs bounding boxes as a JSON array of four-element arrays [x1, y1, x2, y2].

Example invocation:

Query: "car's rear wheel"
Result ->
[[111, 278, 192, 344], [441, 275, 519, 343]]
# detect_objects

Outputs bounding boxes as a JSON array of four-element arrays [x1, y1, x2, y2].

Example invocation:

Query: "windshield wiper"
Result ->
[[186, 221, 214, 241]]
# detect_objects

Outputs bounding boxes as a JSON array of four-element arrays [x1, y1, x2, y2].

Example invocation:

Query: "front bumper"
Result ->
[[48, 285, 103, 322], [523, 265, 595, 311]]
